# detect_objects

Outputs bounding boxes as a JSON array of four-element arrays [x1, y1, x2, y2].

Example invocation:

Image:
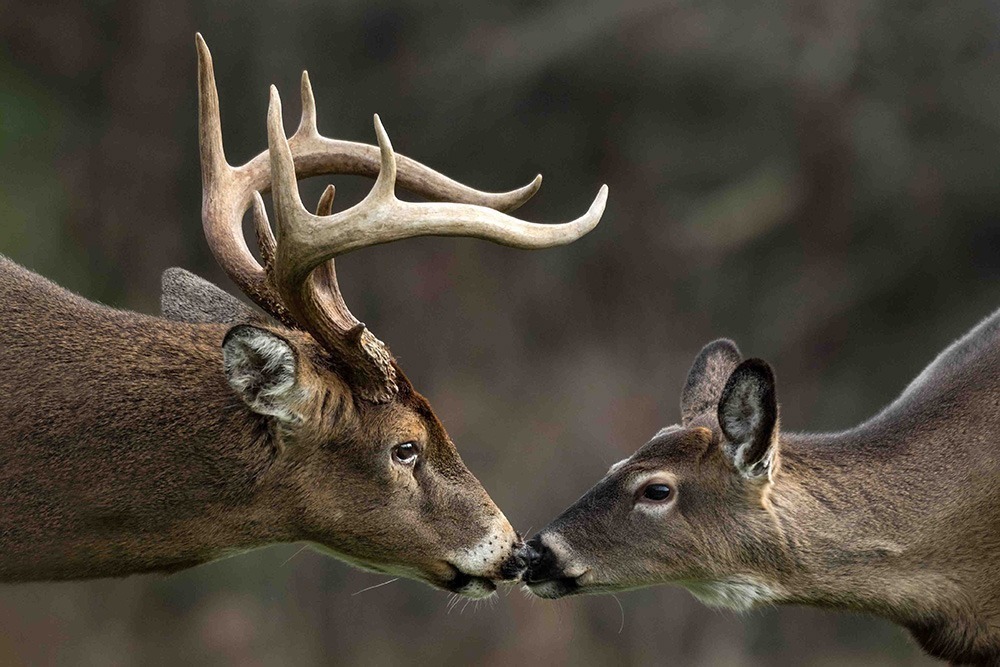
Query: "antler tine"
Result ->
[[316, 183, 336, 215], [250, 193, 274, 272], [311, 185, 362, 347], [312, 185, 341, 304], [369, 114, 398, 203], [198, 34, 287, 318], [312, 184, 341, 296], [248, 194, 296, 326], [296, 71, 319, 139], [195, 33, 228, 179], [267, 85, 310, 264]]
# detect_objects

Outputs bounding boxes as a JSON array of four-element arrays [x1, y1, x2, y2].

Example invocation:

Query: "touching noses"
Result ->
[[519, 535, 559, 583], [499, 544, 530, 580]]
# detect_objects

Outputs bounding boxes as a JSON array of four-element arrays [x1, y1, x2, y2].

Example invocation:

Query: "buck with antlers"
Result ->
[[0, 35, 606, 598], [523, 328, 1000, 663]]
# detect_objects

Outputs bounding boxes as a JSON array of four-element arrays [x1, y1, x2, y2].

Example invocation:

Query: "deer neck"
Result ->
[[764, 420, 996, 654], [0, 279, 294, 579]]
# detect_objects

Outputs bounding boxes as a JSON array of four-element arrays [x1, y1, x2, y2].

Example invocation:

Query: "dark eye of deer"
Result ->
[[642, 483, 672, 502], [392, 442, 418, 465]]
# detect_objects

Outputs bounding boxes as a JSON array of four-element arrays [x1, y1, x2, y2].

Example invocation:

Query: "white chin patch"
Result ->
[[456, 578, 496, 599], [679, 577, 777, 612], [446, 522, 515, 579], [523, 580, 566, 600]]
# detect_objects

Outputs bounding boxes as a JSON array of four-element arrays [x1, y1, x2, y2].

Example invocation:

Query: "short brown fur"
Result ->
[[0, 256, 519, 595], [0, 36, 610, 597], [525, 323, 1000, 664]]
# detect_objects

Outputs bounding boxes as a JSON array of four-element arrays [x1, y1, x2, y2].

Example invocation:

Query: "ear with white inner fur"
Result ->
[[162, 267, 261, 325], [222, 325, 304, 422], [717, 358, 779, 481], [680, 338, 743, 425]]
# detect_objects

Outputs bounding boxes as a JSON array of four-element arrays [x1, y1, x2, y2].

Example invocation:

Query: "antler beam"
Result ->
[[197, 33, 542, 323]]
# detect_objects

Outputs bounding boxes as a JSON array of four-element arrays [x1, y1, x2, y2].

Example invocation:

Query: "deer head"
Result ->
[[521, 339, 784, 602], [177, 35, 607, 597]]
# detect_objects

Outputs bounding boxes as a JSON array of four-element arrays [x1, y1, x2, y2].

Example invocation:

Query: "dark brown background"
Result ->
[[2, 1, 998, 664]]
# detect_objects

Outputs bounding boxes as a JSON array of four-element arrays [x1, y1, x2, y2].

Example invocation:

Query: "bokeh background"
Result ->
[[2, 1, 998, 664]]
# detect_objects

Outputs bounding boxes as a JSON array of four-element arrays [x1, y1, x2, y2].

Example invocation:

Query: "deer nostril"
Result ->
[[524, 537, 543, 569], [498, 542, 535, 580], [522, 536, 566, 583]]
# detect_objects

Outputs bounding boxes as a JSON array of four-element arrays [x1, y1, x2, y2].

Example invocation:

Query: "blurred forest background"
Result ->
[[1, 0, 998, 665]]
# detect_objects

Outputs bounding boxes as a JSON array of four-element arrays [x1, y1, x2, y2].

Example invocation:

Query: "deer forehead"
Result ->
[[627, 425, 716, 467], [603, 425, 716, 484], [607, 458, 630, 475], [605, 425, 683, 473]]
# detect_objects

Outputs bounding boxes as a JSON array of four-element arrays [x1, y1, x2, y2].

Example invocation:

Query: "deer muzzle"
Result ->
[[443, 515, 525, 597], [520, 533, 584, 599]]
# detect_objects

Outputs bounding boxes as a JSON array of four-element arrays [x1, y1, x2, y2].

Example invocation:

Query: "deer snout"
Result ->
[[521, 534, 582, 599], [522, 535, 561, 583], [446, 512, 522, 585], [498, 540, 531, 580]]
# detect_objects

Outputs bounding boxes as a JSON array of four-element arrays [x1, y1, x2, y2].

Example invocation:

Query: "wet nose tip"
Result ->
[[499, 540, 536, 580], [524, 536, 544, 569], [522, 536, 560, 583]]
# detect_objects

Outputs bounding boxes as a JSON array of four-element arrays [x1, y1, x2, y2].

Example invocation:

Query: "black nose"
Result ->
[[522, 535, 561, 583], [499, 544, 531, 580], [523, 539, 542, 569]]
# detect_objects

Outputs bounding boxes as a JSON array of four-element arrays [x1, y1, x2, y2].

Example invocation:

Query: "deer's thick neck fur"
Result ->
[[766, 314, 1000, 663], [0, 257, 288, 580]]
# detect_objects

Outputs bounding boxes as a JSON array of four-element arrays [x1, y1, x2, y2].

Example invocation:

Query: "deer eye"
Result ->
[[640, 483, 672, 502], [392, 442, 419, 465]]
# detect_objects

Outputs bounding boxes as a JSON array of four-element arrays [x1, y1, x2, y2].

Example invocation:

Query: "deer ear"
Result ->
[[680, 339, 742, 425], [717, 359, 778, 481], [222, 325, 304, 422], [162, 268, 260, 325]]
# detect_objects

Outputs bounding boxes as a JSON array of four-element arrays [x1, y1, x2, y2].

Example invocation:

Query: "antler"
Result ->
[[197, 34, 608, 402], [264, 91, 607, 400], [197, 33, 542, 325]]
